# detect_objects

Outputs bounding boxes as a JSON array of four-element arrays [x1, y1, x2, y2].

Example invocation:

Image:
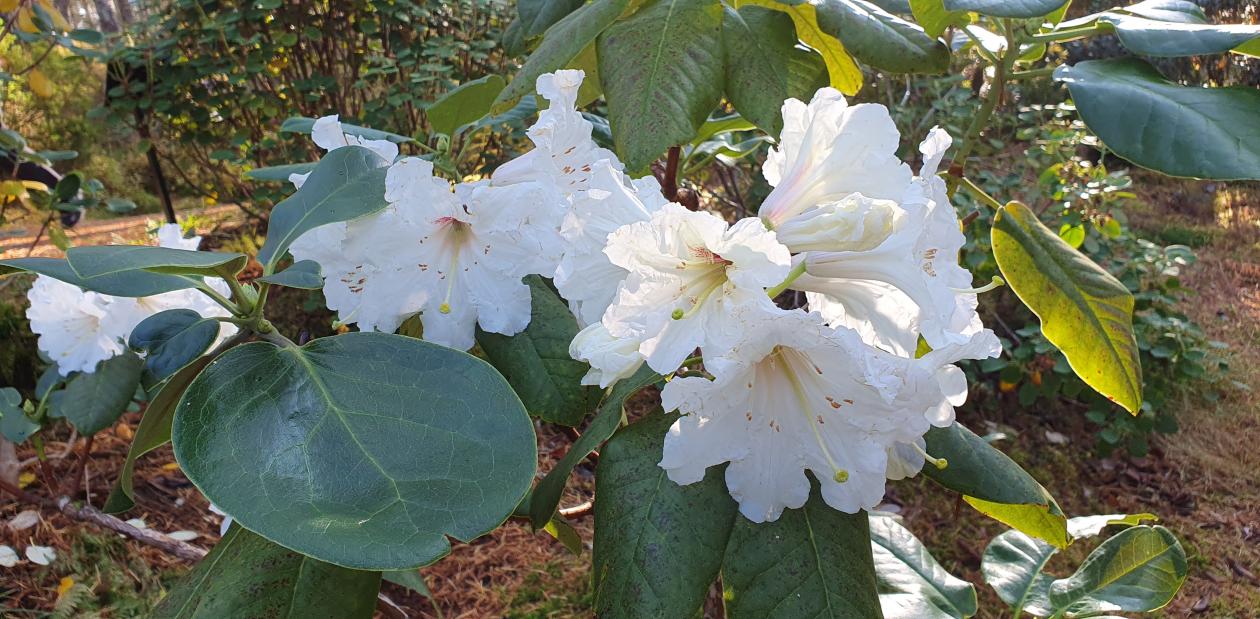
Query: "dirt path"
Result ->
[[0, 204, 243, 259]]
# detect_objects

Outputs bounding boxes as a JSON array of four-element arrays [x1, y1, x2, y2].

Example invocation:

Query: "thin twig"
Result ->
[[559, 501, 593, 519], [62, 434, 94, 497]]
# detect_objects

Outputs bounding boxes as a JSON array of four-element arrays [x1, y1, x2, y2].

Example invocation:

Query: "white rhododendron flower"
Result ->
[[569, 322, 645, 388], [596, 204, 791, 374], [659, 310, 951, 522], [795, 128, 990, 353], [27, 224, 235, 375], [554, 161, 667, 327], [492, 69, 621, 196], [758, 88, 911, 228], [289, 114, 399, 188], [296, 157, 566, 349]]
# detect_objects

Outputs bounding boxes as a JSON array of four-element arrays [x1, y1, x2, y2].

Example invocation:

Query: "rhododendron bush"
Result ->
[[4, 0, 1255, 615]]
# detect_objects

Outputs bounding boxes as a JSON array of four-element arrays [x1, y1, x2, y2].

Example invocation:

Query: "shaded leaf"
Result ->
[[0, 387, 39, 443], [279, 117, 412, 143], [243, 162, 316, 182], [943, 0, 1067, 18], [735, 0, 863, 94], [812, 0, 951, 74], [518, 0, 586, 38], [172, 332, 536, 570], [723, 6, 829, 135], [871, 513, 977, 618], [1048, 526, 1187, 614], [128, 309, 220, 380], [257, 260, 323, 289], [0, 257, 197, 297], [426, 74, 507, 136], [57, 352, 144, 435], [67, 246, 247, 280]]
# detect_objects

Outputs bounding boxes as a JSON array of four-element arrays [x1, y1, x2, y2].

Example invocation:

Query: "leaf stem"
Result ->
[[195, 282, 241, 316], [958, 175, 1005, 211], [767, 260, 808, 299], [1024, 22, 1108, 44], [1009, 66, 1056, 81], [948, 21, 1021, 196]]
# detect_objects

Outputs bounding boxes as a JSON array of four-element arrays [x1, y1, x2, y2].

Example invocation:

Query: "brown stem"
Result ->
[[24, 212, 53, 256], [62, 434, 94, 497], [663, 146, 680, 202]]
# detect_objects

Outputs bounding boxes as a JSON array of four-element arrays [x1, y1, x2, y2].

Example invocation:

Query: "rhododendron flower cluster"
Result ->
[[287, 72, 1001, 523], [26, 224, 236, 375]]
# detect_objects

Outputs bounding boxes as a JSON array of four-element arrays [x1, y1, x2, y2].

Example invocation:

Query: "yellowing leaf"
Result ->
[[18, 472, 36, 488], [28, 70, 53, 98], [0, 0, 18, 12], [37, 0, 71, 31], [56, 576, 74, 597], [0, 180, 27, 197], [733, 0, 862, 95], [161, 461, 182, 471], [16, 6, 38, 33]]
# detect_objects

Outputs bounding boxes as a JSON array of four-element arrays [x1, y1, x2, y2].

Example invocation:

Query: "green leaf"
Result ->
[[598, 0, 725, 172], [0, 387, 39, 443], [723, 484, 883, 618], [981, 528, 1058, 616], [151, 525, 381, 619], [592, 412, 737, 618], [257, 260, 323, 289], [128, 309, 221, 380], [1048, 526, 1187, 614], [243, 162, 316, 182], [58, 352, 144, 435], [172, 332, 536, 570], [1097, 13, 1260, 57], [909, 0, 966, 38], [426, 74, 507, 137], [67, 246, 247, 280], [383, 569, 432, 598], [279, 117, 412, 143], [1118, 0, 1207, 24], [528, 365, 660, 528], [1067, 513, 1158, 539], [475, 276, 600, 426], [1055, 58, 1260, 181], [992, 200, 1142, 413], [544, 517, 584, 554], [105, 357, 213, 514], [519, 0, 586, 38], [105, 198, 137, 214], [0, 257, 197, 297], [256, 146, 390, 270], [54, 173, 81, 202], [924, 422, 1069, 549], [942, 0, 1067, 18], [811, 0, 951, 74], [67, 28, 104, 44], [723, 6, 828, 136], [734, 0, 864, 95], [495, 0, 630, 110], [870, 513, 977, 618]]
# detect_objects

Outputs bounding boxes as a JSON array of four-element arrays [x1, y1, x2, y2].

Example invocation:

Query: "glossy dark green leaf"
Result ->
[[495, 0, 629, 110], [870, 514, 977, 619], [67, 246, 247, 280], [518, 0, 586, 38], [592, 412, 737, 618], [0, 257, 197, 297], [257, 145, 390, 270], [528, 365, 660, 528], [58, 352, 144, 435], [105, 357, 213, 514], [279, 116, 412, 143], [1121, 0, 1207, 23], [257, 260, 323, 289], [723, 6, 828, 135], [1055, 58, 1260, 181], [243, 162, 317, 182], [173, 332, 536, 570], [812, 0, 951, 74], [0, 387, 39, 443], [723, 485, 883, 618], [150, 525, 380, 619], [598, 0, 725, 172], [1098, 13, 1260, 57], [475, 276, 600, 426], [1048, 526, 1187, 614], [128, 309, 220, 381], [943, 0, 1067, 18], [992, 200, 1142, 413], [426, 74, 507, 136], [924, 422, 1069, 548]]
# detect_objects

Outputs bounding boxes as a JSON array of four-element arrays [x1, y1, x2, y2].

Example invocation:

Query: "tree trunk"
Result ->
[[113, 0, 133, 26], [93, 0, 118, 32]]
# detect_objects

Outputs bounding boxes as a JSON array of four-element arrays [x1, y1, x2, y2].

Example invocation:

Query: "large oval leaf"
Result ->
[[67, 246, 247, 280], [992, 200, 1142, 413], [981, 528, 1058, 616], [723, 6, 829, 135], [518, 0, 586, 38], [57, 352, 144, 435], [871, 513, 977, 618], [0, 388, 39, 443], [592, 412, 737, 617], [924, 422, 1069, 549], [813, 0, 951, 74], [723, 486, 883, 618], [1055, 58, 1260, 181], [943, 0, 1066, 18], [1, 257, 196, 297], [734, 0, 864, 95], [172, 332, 536, 570], [1048, 526, 1187, 614], [151, 525, 380, 619], [475, 276, 601, 427], [495, 0, 630, 110], [597, 0, 725, 172], [256, 145, 390, 270], [426, 74, 507, 137], [1096, 13, 1260, 57]]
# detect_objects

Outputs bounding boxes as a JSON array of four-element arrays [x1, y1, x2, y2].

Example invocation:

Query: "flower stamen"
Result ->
[[950, 275, 1005, 295], [775, 347, 849, 484], [910, 441, 949, 470]]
